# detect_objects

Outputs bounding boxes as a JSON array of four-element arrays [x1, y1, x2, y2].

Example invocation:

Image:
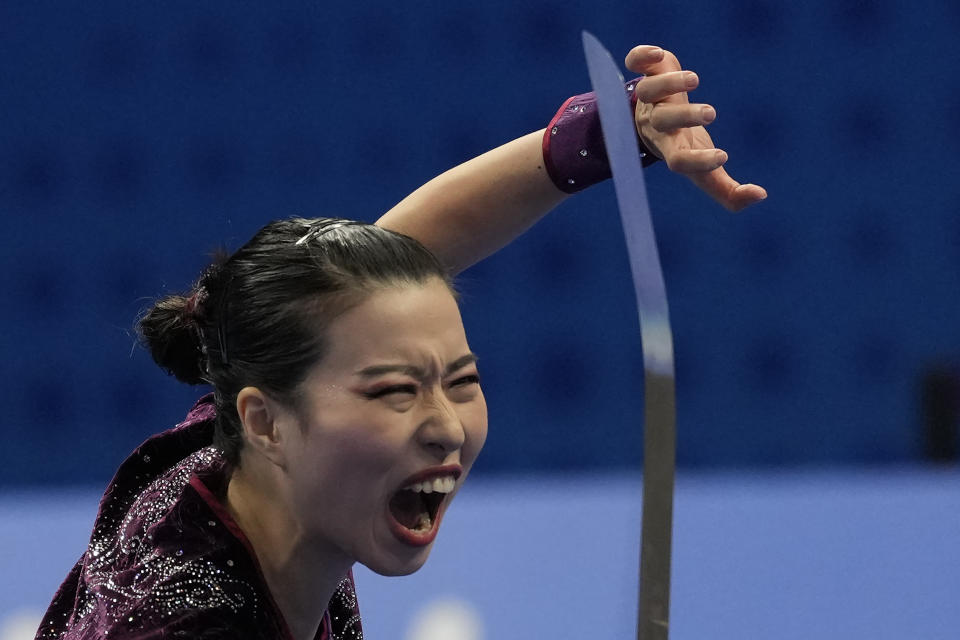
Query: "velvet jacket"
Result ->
[[36, 395, 363, 640]]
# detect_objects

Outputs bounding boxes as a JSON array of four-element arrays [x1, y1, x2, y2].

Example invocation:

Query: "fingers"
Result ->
[[624, 45, 664, 71], [648, 103, 716, 131], [664, 148, 728, 174], [624, 46, 680, 74], [687, 167, 768, 212], [624, 44, 767, 213], [634, 71, 698, 103], [727, 184, 769, 211]]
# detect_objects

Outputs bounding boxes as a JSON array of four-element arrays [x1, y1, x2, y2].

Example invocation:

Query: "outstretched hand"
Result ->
[[625, 46, 767, 212]]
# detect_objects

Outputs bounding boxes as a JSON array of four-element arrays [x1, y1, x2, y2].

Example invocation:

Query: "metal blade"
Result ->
[[582, 31, 677, 640]]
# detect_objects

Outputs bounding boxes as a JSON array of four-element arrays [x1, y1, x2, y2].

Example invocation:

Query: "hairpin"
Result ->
[[294, 220, 360, 246]]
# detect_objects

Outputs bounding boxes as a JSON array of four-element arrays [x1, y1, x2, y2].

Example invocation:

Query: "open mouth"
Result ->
[[389, 488, 445, 533], [387, 468, 460, 546]]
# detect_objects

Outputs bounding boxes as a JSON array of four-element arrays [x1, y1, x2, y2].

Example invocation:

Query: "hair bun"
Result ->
[[138, 293, 208, 385]]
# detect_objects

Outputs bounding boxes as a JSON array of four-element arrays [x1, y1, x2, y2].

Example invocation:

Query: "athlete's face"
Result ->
[[282, 278, 487, 575]]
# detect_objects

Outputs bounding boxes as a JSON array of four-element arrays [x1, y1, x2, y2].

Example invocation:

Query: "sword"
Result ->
[[582, 32, 677, 640]]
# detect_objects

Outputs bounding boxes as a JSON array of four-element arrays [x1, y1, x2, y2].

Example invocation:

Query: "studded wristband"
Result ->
[[542, 78, 660, 194]]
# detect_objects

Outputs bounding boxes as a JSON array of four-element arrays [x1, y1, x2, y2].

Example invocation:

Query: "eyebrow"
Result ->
[[355, 353, 478, 379]]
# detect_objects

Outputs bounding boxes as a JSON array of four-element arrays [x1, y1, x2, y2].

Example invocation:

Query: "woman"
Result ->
[[36, 45, 765, 640]]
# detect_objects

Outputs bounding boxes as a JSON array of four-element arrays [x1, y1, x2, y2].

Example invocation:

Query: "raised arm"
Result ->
[[377, 44, 766, 275], [376, 129, 565, 275]]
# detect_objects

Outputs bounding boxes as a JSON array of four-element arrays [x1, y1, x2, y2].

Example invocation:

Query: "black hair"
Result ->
[[138, 217, 452, 465]]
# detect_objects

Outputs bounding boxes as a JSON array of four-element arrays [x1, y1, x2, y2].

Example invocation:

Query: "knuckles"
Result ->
[[624, 45, 680, 72], [659, 49, 680, 69]]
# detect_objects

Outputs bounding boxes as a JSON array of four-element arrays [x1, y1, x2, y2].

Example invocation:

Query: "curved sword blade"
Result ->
[[582, 31, 677, 640]]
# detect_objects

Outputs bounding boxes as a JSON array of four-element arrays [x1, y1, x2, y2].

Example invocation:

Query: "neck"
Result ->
[[226, 466, 354, 640]]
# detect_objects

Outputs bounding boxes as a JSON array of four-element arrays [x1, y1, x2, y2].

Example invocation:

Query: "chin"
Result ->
[[363, 546, 432, 577]]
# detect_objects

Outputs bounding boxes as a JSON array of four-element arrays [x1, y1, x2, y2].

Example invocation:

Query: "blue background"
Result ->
[[2, 2, 959, 638], [1, 1, 958, 482], [0, 0, 960, 485]]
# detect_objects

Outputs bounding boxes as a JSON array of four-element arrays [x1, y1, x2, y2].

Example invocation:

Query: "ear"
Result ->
[[236, 386, 288, 467]]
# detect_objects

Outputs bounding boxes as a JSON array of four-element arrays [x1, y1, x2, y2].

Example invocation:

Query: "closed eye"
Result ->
[[449, 374, 480, 388], [364, 384, 418, 399]]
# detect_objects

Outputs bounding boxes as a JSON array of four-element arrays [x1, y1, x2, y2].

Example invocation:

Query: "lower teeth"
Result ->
[[414, 512, 432, 532]]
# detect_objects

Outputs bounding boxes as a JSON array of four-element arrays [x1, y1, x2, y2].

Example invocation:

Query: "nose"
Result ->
[[418, 391, 465, 458]]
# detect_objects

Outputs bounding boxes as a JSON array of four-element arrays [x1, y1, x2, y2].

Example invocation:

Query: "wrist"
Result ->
[[541, 78, 659, 194]]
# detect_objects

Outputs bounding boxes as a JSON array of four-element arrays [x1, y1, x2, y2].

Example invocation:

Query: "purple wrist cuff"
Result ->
[[542, 78, 659, 194]]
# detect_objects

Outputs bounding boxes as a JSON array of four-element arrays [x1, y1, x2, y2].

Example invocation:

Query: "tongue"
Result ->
[[389, 490, 426, 529]]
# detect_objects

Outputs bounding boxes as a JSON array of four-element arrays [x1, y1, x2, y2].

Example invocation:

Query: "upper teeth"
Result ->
[[404, 475, 456, 494]]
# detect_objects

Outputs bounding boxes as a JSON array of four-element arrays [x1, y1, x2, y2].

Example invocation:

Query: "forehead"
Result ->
[[318, 279, 469, 371]]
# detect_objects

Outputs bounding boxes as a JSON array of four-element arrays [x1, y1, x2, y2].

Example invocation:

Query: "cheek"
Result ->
[[289, 421, 406, 536], [461, 394, 489, 467], [304, 406, 416, 485], [308, 422, 403, 478]]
